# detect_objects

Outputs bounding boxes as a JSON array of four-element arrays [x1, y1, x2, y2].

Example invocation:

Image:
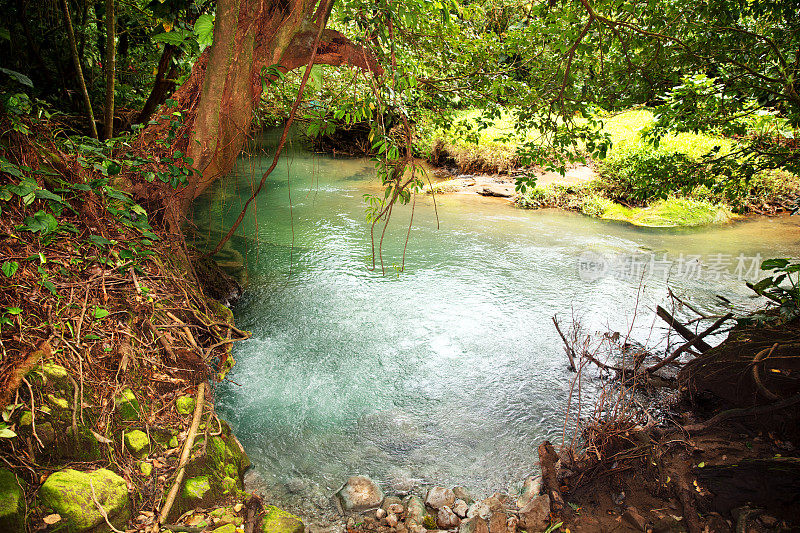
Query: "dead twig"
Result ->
[[647, 313, 732, 373], [751, 342, 779, 401]]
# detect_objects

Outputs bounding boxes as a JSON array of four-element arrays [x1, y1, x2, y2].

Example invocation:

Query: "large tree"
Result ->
[[140, 0, 380, 218]]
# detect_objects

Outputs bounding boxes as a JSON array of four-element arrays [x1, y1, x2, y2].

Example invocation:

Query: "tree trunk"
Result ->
[[104, 0, 116, 139], [135, 44, 179, 126], [138, 0, 381, 221], [60, 0, 98, 139]]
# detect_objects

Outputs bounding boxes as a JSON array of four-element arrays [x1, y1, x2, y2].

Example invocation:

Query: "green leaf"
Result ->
[[194, 14, 214, 51], [152, 29, 191, 46], [19, 210, 58, 235], [0, 426, 17, 439], [1, 261, 18, 277], [39, 280, 57, 296], [88, 235, 114, 247], [761, 258, 789, 270], [93, 307, 109, 319], [5, 307, 21, 315], [0, 67, 33, 88], [84, 334, 101, 340]]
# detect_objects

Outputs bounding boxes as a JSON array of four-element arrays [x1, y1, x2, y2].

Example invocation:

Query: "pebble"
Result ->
[[388, 503, 404, 515], [376, 508, 387, 519], [452, 500, 468, 518], [437, 506, 461, 529], [387, 514, 399, 528]]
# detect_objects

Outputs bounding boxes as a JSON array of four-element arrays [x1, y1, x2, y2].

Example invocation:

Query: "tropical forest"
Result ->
[[0, 0, 798, 532]]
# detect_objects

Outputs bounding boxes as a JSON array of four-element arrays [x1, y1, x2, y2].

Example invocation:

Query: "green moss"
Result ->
[[0, 469, 25, 533], [19, 411, 32, 426], [60, 426, 103, 461], [261, 505, 304, 533], [169, 435, 179, 448], [213, 524, 237, 533], [124, 430, 150, 458], [47, 393, 69, 411], [138, 461, 153, 477], [114, 388, 140, 421], [176, 395, 196, 415], [592, 197, 734, 227], [221, 476, 237, 494], [41, 362, 70, 388], [40, 468, 130, 532], [182, 475, 212, 502]]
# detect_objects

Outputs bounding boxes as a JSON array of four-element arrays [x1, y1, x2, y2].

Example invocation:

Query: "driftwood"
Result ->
[[656, 305, 712, 352], [647, 313, 732, 373], [552, 316, 577, 371]]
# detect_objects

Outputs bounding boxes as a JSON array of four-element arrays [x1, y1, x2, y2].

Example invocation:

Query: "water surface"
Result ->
[[192, 133, 800, 517]]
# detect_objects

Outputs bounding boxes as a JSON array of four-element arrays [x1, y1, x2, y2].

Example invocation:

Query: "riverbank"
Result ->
[[0, 118, 306, 532]]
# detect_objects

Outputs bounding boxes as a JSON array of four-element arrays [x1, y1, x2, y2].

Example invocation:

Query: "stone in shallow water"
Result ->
[[437, 506, 461, 529], [515, 476, 542, 509], [335, 475, 384, 512], [452, 487, 475, 505], [518, 494, 550, 532], [453, 499, 468, 518], [459, 516, 489, 533], [405, 495, 426, 526], [426, 487, 456, 510]]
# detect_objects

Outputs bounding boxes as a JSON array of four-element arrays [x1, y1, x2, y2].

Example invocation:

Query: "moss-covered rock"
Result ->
[[0, 468, 25, 533], [260, 505, 304, 533], [124, 430, 150, 458], [18, 410, 32, 426], [179, 475, 215, 512], [176, 395, 196, 415], [114, 388, 140, 421], [58, 426, 103, 461], [41, 362, 70, 389], [213, 524, 237, 533], [37, 421, 55, 446], [138, 461, 153, 477], [40, 468, 130, 532], [47, 393, 70, 411]]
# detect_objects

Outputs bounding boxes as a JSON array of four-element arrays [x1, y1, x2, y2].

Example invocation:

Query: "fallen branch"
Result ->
[[552, 315, 577, 371], [656, 305, 712, 352], [647, 313, 732, 373], [156, 381, 207, 527]]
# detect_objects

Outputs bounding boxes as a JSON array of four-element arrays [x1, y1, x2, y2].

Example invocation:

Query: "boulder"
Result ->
[[426, 487, 456, 510], [515, 476, 542, 509], [459, 516, 489, 533], [213, 524, 237, 533], [261, 505, 304, 533], [437, 506, 461, 529], [452, 487, 474, 505], [488, 511, 507, 533], [0, 468, 25, 533], [382, 496, 403, 511], [335, 475, 384, 512], [40, 468, 130, 532], [41, 362, 70, 389], [518, 494, 550, 532], [405, 495, 427, 526], [124, 430, 150, 458], [453, 499, 468, 518], [114, 388, 140, 420]]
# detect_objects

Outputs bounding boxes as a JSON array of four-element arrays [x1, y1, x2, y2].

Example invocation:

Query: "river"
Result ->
[[191, 131, 800, 520]]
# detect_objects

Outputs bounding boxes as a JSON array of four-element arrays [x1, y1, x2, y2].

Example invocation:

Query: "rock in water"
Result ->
[[459, 516, 489, 533], [453, 499, 469, 518], [0, 468, 25, 533], [40, 468, 130, 531], [518, 494, 550, 532], [488, 511, 507, 533], [405, 495, 427, 527], [437, 506, 461, 529], [335, 475, 384, 512], [515, 476, 542, 509], [426, 486, 456, 509]]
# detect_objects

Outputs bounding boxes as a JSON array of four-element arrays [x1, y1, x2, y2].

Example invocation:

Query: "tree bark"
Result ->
[[60, 0, 98, 139], [104, 0, 116, 139], [135, 44, 179, 125], [138, 0, 381, 221]]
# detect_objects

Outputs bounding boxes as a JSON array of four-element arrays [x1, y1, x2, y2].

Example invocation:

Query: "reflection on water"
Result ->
[[192, 132, 800, 518]]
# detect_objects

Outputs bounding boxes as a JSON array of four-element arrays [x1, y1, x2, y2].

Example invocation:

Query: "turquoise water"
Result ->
[[192, 132, 800, 517]]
